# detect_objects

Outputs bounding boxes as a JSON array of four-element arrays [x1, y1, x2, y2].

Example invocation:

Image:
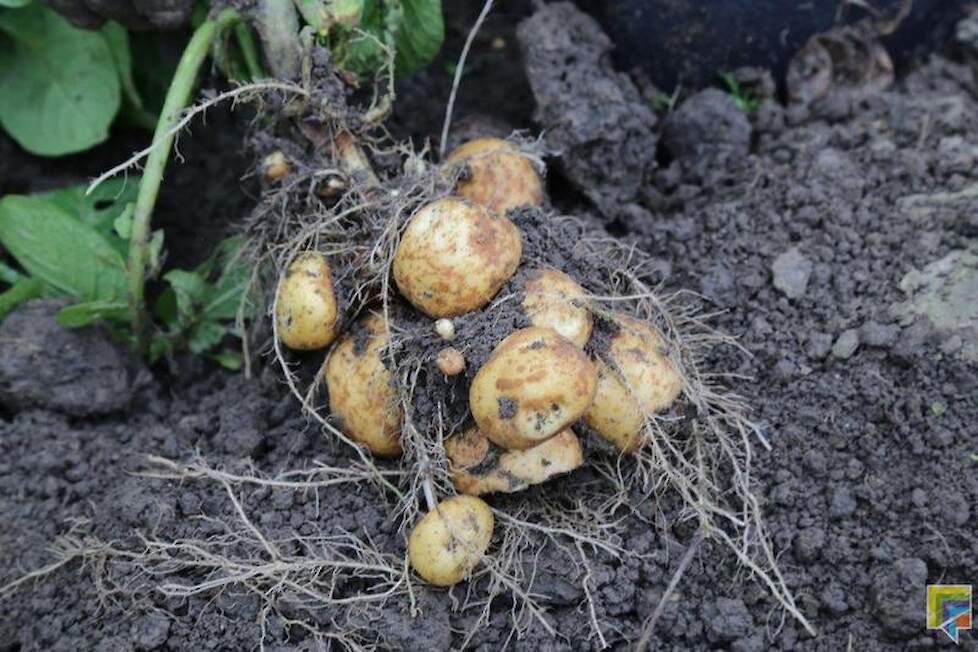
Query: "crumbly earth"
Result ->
[[3, 3, 978, 651]]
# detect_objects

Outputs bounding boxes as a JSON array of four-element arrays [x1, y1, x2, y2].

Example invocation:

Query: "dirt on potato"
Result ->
[[2, 2, 978, 651]]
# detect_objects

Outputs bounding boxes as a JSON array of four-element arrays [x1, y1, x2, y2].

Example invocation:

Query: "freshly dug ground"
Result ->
[[2, 3, 978, 650]]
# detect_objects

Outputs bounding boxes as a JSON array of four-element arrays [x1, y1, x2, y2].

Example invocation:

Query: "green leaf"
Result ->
[[0, 4, 121, 156], [37, 177, 139, 244], [129, 31, 180, 114], [0, 0, 33, 7], [0, 195, 128, 302], [0, 277, 42, 320], [395, 0, 442, 76], [211, 349, 243, 370], [57, 300, 129, 328], [101, 21, 156, 129]]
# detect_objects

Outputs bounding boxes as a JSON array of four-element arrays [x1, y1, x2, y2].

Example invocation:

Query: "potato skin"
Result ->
[[324, 313, 402, 457], [275, 252, 339, 350], [584, 315, 684, 452], [393, 197, 522, 318], [470, 327, 597, 450], [446, 138, 544, 215], [446, 427, 583, 495], [521, 268, 592, 348], [408, 495, 494, 586]]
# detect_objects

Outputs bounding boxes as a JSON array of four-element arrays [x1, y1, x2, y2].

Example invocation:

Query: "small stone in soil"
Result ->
[[771, 247, 813, 299], [832, 329, 861, 359]]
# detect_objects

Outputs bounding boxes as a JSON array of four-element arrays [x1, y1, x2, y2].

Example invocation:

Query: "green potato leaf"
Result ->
[[0, 0, 33, 7], [57, 299, 130, 328], [0, 195, 128, 302], [395, 0, 443, 76], [0, 4, 121, 156]]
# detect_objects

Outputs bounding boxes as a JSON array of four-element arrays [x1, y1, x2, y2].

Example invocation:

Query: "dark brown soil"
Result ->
[[3, 2, 978, 650]]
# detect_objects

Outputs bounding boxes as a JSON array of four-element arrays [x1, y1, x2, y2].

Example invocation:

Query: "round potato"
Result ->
[[446, 427, 583, 495], [408, 495, 494, 586], [521, 268, 592, 348], [324, 313, 402, 457], [393, 197, 522, 318], [275, 252, 339, 350], [470, 327, 597, 450], [445, 138, 544, 215], [584, 315, 684, 452]]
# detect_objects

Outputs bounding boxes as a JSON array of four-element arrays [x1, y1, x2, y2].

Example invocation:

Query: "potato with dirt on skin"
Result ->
[[584, 315, 684, 453], [521, 267, 592, 348], [446, 427, 583, 496], [445, 138, 544, 215], [470, 327, 598, 450], [323, 313, 402, 457], [393, 197, 522, 318], [408, 495, 494, 586], [275, 252, 339, 350]]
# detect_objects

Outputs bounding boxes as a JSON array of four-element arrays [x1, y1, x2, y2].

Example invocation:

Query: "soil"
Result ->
[[3, 2, 978, 651]]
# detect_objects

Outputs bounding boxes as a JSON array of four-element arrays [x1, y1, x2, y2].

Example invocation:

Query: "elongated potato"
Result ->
[[521, 268, 592, 348], [446, 427, 583, 495], [445, 138, 544, 215], [408, 495, 494, 586], [275, 252, 339, 350], [470, 327, 597, 450], [393, 197, 522, 318], [584, 315, 684, 452], [324, 313, 402, 456]]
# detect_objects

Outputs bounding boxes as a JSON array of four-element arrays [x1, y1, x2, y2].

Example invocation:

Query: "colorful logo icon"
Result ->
[[927, 585, 972, 643]]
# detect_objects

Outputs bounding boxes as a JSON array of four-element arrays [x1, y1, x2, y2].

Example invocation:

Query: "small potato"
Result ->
[[445, 138, 544, 215], [275, 252, 339, 350], [584, 315, 684, 452], [470, 327, 597, 450], [408, 495, 494, 586], [324, 313, 402, 456], [521, 268, 592, 348], [393, 197, 522, 318], [436, 347, 466, 376], [262, 150, 290, 182], [446, 427, 583, 495]]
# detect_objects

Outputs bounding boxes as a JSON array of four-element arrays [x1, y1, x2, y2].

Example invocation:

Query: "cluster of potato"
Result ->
[[274, 138, 684, 587]]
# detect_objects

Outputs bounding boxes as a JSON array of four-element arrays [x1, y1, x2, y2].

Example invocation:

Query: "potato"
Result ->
[[275, 252, 339, 350], [408, 495, 494, 586], [445, 138, 544, 215], [435, 347, 465, 376], [262, 150, 290, 182], [323, 313, 402, 456], [583, 315, 684, 452], [393, 197, 522, 318], [470, 327, 597, 450], [446, 427, 583, 495], [521, 268, 592, 348]]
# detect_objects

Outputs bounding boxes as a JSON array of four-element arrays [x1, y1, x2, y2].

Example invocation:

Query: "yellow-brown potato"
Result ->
[[521, 268, 592, 348], [324, 313, 402, 456], [446, 427, 583, 495], [408, 495, 494, 586], [262, 150, 290, 182], [584, 315, 684, 452], [393, 197, 522, 318], [470, 327, 597, 450], [445, 138, 544, 215], [275, 252, 339, 350]]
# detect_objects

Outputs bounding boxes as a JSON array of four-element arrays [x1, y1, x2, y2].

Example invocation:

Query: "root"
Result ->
[[633, 529, 703, 651]]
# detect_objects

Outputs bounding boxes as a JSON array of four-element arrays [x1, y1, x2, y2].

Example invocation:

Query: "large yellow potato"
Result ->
[[470, 327, 597, 450], [275, 252, 339, 350], [445, 138, 544, 215], [324, 313, 402, 457], [521, 268, 592, 348], [392, 197, 522, 318], [584, 315, 684, 452], [446, 427, 583, 495], [408, 495, 494, 586]]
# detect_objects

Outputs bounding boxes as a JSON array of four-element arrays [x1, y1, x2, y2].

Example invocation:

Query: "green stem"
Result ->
[[127, 8, 240, 353], [0, 277, 42, 320], [235, 22, 266, 80], [0, 261, 22, 285]]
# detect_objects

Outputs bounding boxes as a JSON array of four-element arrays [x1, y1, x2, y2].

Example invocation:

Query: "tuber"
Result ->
[[521, 267, 592, 348], [275, 252, 339, 350], [445, 138, 544, 215], [408, 495, 494, 586], [470, 327, 597, 450], [393, 197, 522, 318], [323, 313, 402, 456]]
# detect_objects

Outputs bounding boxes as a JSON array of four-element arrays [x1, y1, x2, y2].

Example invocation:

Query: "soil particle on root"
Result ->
[[517, 1, 657, 218], [0, 300, 138, 416]]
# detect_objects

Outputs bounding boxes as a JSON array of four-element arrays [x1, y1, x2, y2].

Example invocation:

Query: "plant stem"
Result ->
[[235, 23, 266, 81], [127, 8, 240, 353], [0, 277, 42, 320]]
